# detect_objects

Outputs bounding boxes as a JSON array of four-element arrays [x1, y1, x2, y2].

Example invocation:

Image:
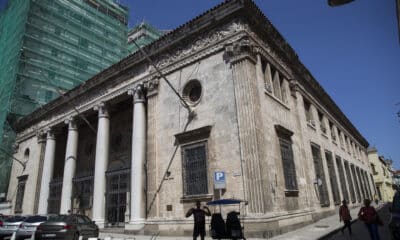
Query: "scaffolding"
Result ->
[[0, 0, 129, 195], [127, 22, 165, 53]]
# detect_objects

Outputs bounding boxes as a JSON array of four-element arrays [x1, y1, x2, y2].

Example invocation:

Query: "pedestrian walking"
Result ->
[[358, 199, 382, 240], [186, 200, 211, 240], [339, 199, 352, 235]]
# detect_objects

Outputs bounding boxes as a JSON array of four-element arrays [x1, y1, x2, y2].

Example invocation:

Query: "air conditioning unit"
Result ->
[[332, 134, 337, 141]]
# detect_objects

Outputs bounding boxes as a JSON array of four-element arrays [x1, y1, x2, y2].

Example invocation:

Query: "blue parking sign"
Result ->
[[214, 171, 226, 189]]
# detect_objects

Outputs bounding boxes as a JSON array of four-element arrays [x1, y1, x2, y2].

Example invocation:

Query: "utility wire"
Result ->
[[146, 117, 192, 215], [0, 146, 26, 170], [130, 40, 193, 115], [36, 70, 97, 134]]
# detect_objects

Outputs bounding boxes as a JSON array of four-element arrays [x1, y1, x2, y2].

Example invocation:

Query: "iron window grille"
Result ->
[[279, 138, 298, 191], [311, 144, 330, 207], [105, 168, 130, 227], [325, 152, 340, 205], [48, 178, 63, 214], [344, 161, 356, 203], [181, 141, 208, 197], [351, 165, 362, 202], [72, 175, 94, 210], [336, 156, 350, 202]]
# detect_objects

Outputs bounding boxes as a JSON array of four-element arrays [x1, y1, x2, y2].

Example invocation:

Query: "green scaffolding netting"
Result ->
[[0, 0, 129, 195]]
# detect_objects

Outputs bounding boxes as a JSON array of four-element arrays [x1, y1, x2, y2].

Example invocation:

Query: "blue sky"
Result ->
[[123, 0, 400, 168], [0, 0, 399, 168]]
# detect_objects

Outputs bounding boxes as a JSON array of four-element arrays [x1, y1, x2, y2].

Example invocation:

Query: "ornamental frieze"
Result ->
[[155, 20, 249, 69]]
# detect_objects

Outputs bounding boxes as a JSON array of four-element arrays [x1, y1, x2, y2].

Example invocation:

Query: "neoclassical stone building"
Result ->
[[7, 0, 375, 237]]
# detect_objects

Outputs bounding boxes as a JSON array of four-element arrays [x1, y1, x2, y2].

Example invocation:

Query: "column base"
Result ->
[[125, 218, 145, 231], [92, 219, 105, 229]]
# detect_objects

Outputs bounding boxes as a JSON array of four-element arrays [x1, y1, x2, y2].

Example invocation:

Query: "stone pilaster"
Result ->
[[60, 117, 78, 214], [37, 129, 56, 214], [33, 131, 47, 214], [290, 84, 314, 209], [92, 102, 110, 228], [145, 79, 159, 218], [224, 36, 267, 214], [127, 84, 147, 230]]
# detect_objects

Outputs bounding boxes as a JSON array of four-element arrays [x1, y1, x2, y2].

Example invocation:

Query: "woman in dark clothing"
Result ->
[[339, 199, 352, 235]]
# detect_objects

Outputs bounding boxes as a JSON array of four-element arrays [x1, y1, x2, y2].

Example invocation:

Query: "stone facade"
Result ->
[[6, 0, 375, 237]]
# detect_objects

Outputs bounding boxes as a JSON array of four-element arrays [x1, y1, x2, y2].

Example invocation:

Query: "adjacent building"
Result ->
[[6, 0, 375, 237], [368, 147, 395, 202], [128, 22, 165, 53], [393, 170, 400, 189], [0, 0, 128, 201]]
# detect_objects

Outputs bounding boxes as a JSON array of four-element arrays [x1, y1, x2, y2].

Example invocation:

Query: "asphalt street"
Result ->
[[321, 204, 392, 240]]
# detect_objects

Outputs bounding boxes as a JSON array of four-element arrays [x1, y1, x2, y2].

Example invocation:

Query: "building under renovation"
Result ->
[[7, 0, 376, 237], [127, 22, 165, 54], [0, 0, 129, 199]]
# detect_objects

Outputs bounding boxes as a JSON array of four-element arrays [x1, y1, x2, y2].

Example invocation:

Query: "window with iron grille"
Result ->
[[279, 138, 298, 191], [325, 151, 340, 205], [181, 142, 208, 196], [15, 175, 28, 213], [350, 165, 362, 202], [336, 156, 349, 202], [311, 144, 330, 207], [344, 161, 356, 203]]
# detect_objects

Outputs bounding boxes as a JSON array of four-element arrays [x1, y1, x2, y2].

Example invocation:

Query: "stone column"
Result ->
[[127, 84, 147, 230], [92, 102, 110, 228], [60, 118, 78, 214], [37, 129, 56, 214]]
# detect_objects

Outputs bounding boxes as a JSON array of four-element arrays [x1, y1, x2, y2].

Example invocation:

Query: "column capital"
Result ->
[[45, 128, 56, 140], [93, 102, 109, 119], [223, 36, 257, 64], [13, 142, 19, 154], [143, 77, 160, 97], [36, 130, 47, 143], [289, 79, 300, 97], [128, 83, 146, 104], [64, 117, 78, 130]]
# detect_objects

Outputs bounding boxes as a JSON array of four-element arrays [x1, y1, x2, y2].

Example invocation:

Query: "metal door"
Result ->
[[105, 169, 129, 227]]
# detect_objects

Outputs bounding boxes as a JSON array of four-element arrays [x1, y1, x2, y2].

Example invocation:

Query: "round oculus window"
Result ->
[[183, 80, 202, 106]]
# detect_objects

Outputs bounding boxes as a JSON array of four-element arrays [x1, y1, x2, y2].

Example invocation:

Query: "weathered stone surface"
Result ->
[[6, 0, 374, 236]]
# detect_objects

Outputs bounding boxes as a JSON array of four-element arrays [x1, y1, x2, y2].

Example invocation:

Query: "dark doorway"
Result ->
[[105, 168, 130, 227]]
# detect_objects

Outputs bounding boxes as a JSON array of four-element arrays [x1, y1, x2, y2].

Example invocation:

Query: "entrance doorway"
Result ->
[[105, 168, 130, 227]]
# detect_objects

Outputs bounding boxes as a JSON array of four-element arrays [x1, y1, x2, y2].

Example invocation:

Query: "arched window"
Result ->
[[24, 148, 30, 161]]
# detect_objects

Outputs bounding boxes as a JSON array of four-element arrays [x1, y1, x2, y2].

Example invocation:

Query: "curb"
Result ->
[[316, 203, 386, 240]]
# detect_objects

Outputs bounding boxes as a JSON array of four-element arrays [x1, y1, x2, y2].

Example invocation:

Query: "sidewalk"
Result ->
[[269, 202, 384, 240], [99, 202, 384, 240]]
